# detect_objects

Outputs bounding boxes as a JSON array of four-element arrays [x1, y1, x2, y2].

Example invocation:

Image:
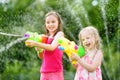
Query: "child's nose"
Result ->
[[49, 23, 53, 26]]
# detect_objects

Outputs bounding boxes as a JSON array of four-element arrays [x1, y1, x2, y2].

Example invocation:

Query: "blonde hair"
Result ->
[[79, 26, 102, 49], [44, 11, 63, 36]]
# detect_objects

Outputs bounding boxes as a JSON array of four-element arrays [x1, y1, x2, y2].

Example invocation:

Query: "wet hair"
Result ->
[[44, 11, 63, 36], [78, 26, 102, 49]]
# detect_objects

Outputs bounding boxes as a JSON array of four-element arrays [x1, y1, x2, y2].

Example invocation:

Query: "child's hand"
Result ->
[[70, 53, 80, 61], [69, 53, 79, 68], [25, 40, 37, 47], [35, 47, 41, 51]]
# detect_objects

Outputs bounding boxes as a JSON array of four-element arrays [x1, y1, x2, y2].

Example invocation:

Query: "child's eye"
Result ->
[[52, 21, 55, 23], [82, 39, 85, 41], [46, 21, 49, 24]]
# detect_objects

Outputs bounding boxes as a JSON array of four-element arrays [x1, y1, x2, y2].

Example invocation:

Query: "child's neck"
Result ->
[[49, 31, 57, 37]]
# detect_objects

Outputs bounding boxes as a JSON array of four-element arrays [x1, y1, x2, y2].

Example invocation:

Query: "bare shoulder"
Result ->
[[57, 31, 64, 36], [93, 49, 103, 65], [55, 31, 64, 37], [96, 50, 103, 58], [97, 50, 103, 54], [51, 31, 64, 45]]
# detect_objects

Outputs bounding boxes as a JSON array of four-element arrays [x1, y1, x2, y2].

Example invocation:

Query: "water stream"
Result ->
[[0, 32, 26, 53]]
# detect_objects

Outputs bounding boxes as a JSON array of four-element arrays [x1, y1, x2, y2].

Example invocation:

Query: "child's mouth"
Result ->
[[86, 43, 90, 47]]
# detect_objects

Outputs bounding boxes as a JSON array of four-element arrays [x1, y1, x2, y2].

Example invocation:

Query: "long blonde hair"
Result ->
[[79, 26, 102, 49], [44, 11, 63, 36]]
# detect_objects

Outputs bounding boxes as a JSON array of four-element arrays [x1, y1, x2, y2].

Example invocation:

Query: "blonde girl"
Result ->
[[70, 26, 103, 80]]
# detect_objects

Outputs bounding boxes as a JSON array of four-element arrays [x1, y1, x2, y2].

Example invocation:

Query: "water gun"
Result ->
[[24, 31, 48, 45], [24, 31, 48, 59], [58, 37, 85, 64]]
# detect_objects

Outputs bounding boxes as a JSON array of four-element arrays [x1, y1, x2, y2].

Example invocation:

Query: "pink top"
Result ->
[[74, 55, 102, 80], [40, 37, 63, 73]]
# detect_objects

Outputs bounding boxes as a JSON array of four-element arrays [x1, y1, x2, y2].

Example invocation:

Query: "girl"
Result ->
[[25, 11, 64, 80], [70, 26, 103, 80]]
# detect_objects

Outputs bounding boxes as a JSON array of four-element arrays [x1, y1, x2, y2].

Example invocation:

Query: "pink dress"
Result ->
[[74, 55, 102, 80], [40, 37, 64, 80]]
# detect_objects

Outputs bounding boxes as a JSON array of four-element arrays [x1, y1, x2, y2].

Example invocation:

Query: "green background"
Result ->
[[0, 0, 119, 80]]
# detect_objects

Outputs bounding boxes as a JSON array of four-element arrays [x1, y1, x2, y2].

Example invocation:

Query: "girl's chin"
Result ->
[[85, 46, 92, 50], [49, 30, 56, 33]]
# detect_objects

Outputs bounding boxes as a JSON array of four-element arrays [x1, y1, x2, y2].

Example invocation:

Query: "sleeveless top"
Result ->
[[74, 55, 102, 80], [40, 37, 63, 73]]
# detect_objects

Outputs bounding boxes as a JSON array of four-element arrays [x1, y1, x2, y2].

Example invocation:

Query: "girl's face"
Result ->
[[80, 30, 96, 50], [45, 15, 59, 35]]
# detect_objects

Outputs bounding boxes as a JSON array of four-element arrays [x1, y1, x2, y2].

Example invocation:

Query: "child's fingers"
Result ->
[[25, 40, 33, 43], [25, 40, 35, 47], [70, 53, 75, 60], [71, 53, 80, 61], [35, 47, 40, 51]]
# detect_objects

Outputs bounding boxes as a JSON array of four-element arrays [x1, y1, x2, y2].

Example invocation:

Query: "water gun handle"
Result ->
[[36, 48, 43, 59], [72, 61, 76, 64]]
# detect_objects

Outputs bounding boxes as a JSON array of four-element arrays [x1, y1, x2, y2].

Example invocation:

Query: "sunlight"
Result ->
[[0, 0, 9, 4]]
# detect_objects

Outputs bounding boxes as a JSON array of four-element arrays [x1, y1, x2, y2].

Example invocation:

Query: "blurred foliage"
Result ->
[[0, 0, 119, 80]]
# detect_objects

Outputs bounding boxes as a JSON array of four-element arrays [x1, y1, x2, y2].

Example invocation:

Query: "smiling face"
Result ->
[[45, 15, 59, 35], [80, 30, 96, 51]]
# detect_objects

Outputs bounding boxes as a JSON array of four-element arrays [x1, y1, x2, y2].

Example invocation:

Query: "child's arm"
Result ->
[[70, 50, 103, 72], [25, 31, 64, 51]]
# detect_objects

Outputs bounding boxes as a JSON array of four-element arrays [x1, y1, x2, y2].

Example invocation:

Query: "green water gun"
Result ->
[[24, 31, 48, 59]]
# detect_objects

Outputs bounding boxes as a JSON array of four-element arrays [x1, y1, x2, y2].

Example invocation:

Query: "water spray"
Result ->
[[0, 37, 27, 53], [0, 32, 23, 37], [0, 32, 27, 53]]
